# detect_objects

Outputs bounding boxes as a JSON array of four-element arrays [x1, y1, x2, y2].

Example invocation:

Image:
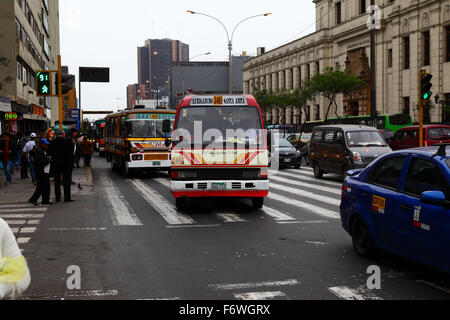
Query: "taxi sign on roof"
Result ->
[[190, 96, 248, 106]]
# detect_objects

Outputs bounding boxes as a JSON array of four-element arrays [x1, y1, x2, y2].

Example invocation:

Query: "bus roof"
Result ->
[[106, 109, 176, 119]]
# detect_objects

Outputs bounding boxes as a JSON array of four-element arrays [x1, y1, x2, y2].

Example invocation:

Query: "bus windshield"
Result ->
[[175, 106, 263, 144], [125, 113, 175, 138]]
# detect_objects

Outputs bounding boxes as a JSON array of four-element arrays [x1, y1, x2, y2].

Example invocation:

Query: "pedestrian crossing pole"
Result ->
[[58, 55, 63, 131], [419, 69, 424, 147]]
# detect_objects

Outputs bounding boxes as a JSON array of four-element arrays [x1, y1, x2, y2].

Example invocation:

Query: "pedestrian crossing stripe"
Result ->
[[269, 175, 341, 195], [270, 182, 341, 207], [275, 170, 342, 187]]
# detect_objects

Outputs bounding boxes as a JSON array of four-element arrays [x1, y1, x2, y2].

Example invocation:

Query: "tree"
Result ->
[[307, 66, 366, 121], [291, 87, 315, 132], [253, 89, 276, 125], [272, 88, 294, 126]]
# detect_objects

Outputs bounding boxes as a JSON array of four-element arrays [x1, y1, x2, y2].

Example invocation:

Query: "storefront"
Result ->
[[22, 105, 48, 134]]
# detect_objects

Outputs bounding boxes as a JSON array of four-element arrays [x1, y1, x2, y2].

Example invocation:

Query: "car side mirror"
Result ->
[[421, 191, 448, 206], [163, 119, 171, 134]]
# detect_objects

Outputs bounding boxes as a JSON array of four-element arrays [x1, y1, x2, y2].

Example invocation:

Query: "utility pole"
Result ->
[[58, 55, 63, 130], [370, 0, 377, 122]]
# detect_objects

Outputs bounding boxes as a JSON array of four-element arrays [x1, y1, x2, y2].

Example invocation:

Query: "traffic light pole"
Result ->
[[58, 55, 63, 130], [419, 69, 424, 147]]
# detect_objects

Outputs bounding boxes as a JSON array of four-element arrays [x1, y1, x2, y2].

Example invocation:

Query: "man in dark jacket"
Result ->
[[29, 139, 52, 205], [0, 133, 18, 185], [49, 130, 73, 202]]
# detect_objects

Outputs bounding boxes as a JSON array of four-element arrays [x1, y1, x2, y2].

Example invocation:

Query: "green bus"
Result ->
[[302, 114, 413, 133]]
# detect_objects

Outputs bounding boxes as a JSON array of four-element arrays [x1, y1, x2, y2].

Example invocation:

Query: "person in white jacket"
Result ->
[[0, 218, 31, 300]]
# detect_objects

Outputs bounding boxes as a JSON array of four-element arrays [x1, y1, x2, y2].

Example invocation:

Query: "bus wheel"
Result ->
[[252, 197, 264, 209], [176, 198, 189, 211]]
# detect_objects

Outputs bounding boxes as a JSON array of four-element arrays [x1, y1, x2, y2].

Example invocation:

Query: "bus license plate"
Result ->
[[212, 183, 226, 190], [153, 162, 161, 166]]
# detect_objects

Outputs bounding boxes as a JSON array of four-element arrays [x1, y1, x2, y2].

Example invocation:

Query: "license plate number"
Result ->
[[212, 183, 226, 190], [284, 159, 291, 163], [153, 162, 161, 166]]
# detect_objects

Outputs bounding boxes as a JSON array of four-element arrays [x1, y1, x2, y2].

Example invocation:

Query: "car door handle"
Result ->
[[400, 205, 411, 212]]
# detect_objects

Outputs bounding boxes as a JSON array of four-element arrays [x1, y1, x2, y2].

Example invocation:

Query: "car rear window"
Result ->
[[368, 156, 407, 190], [312, 130, 324, 142], [405, 158, 447, 197]]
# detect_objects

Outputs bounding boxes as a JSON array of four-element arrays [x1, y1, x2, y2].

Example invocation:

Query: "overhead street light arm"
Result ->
[[231, 13, 272, 44], [187, 10, 230, 42]]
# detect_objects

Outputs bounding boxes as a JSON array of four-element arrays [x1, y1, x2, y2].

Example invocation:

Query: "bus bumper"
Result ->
[[127, 160, 172, 169], [171, 180, 269, 198]]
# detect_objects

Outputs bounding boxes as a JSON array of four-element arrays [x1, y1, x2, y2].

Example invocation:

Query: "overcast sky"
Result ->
[[60, 0, 316, 118]]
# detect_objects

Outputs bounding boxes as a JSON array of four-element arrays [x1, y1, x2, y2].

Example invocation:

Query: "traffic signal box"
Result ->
[[36, 71, 52, 96], [420, 72, 433, 101]]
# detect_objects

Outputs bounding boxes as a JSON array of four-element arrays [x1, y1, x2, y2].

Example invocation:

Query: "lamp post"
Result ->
[[190, 52, 211, 61], [187, 10, 272, 94]]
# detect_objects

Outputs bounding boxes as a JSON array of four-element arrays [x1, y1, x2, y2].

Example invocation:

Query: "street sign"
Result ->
[[79, 67, 110, 83], [70, 109, 81, 120]]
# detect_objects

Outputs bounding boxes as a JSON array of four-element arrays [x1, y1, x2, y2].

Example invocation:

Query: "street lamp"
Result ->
[[187, 10, 272, 94], [190, 52, 211, 61]]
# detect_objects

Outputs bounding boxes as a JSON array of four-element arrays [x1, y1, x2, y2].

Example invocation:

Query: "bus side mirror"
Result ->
[[163, 119, 171, 133], [165, 139, 172, 148], [267, 131, 272, 150]]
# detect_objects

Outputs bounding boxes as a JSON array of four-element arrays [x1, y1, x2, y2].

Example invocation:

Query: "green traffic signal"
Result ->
[[420, 73, 433, 101], [36, 71, 51, 96]]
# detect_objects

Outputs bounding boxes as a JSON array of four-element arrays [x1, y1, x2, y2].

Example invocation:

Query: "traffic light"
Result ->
[[36, 71, 52, 96], [420, 73, 433, 101], [55, 73, 75, 95]]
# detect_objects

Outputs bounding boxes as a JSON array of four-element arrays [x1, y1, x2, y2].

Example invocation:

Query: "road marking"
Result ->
[[328, 286, 383, 300], [216, 213, 247, 223], [166, 224, 221, 229], [130, 179, 195, 225], [4, 220, 27, 225], [417, 280, 450, 294], [0, 214, 45, 219], [138, 297, 182, 301], [0, 204, 49, 209], [276, 170, 342, 187], [270, 175, 341, 195], [234, 291, 287, 300], [100, 174, 143, 226], [65, 290, 119, 298], [277, 220, 330, 225], [0, 208, 48, 213], [209, 279, 299, 291], [27, 220, 41, 225], [268, 192, 339, 219], [20, 227, 37, 234], [17, 237, 30, 244], [270, 182, 340, 206], [261, 206, 295, 221], [153, 178, 170, 188], [49, 227, 107, 231], [11, 227, 19, 233], [305, 241, 327, 245]]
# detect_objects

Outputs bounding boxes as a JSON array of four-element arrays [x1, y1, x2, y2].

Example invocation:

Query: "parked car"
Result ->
[[340, 144, 450, 273], [379, 129, 395, 143], [286, 133, 312, 150], [389, 125, 450, 150], [273, 138, 302, 169], [309, 125, 392, 178]]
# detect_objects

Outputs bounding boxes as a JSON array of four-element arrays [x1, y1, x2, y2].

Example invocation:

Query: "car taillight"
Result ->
[[260, 168, 268, 178], [342, 185, 352, 193]]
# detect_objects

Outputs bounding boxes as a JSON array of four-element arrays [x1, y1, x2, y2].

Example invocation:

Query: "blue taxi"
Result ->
[[340, 144, 450, 273]]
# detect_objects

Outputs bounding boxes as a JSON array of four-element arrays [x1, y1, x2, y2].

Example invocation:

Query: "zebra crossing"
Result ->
[[0, 204, 47, 249], [100, 166, 343, 228]]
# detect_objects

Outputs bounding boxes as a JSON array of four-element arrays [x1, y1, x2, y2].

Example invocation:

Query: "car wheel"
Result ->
[[252, 197, 264, 209], [313, 162, 323, 179], [176, 198, 189, 211], [294, 163, 301, 169], [351, 217, 375, 258]]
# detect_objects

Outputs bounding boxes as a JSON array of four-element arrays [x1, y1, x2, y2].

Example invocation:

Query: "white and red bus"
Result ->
[[163, 95, 269, 210]]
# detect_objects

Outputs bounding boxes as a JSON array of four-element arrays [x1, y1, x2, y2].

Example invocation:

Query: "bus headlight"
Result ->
[[132, 155, 143, 161]]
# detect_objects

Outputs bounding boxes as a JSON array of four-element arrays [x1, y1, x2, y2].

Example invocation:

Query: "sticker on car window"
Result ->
[[372, 195, 386, 214]]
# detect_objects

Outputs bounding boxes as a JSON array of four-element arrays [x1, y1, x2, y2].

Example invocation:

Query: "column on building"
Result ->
[[272, 73, 279, 92], [293, 67, 300, 89], [265, 74, 272, 91], [260, 76, 265, 91], [278, 71, 285, 90], [244, 81, 249, 94], [286, 69, 293, 91]]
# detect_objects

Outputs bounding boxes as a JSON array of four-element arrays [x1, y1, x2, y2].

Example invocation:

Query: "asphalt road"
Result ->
[[8, 154, 450, 300]]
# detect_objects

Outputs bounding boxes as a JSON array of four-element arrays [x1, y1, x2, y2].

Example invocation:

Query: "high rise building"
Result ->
[[0, 0, 60, 134], [137, 39, 189, 99]]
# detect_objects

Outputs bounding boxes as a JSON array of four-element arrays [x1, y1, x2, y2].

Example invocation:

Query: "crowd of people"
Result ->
[[0, 129, 94, 205]]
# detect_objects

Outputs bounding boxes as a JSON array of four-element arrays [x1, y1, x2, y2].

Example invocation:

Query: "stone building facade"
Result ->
[[0, 0, 60, 133], [243, 0, 450, 126]]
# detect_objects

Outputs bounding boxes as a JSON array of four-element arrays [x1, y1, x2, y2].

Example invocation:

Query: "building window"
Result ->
[[360, 0, 367, 15], [17, 61, 22, 81], [306, 64, 310, 82], [315, 105, 321, 120], [403, 97, 410, 115], [423, 31, 430, 66], [336, 2, 342, 25], [388, 49, 393, 68], [22, 65, 27, 85], [445, 93, 450, 123], [403, 37, 410, 69], [305, 106, 311, 122], [316, 61, 320, 75], [446, 26, 450, 62]]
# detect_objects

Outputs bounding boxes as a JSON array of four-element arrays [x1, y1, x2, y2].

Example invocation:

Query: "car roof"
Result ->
[[398, 125, 450, 130], [314, 125, 379, 132], [391, 146, 450, 158]]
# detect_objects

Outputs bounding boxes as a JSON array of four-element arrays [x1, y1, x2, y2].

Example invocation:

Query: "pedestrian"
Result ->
[[0, 218, 31, 300], [49, 130, 73, 203], [0, 133, 18, 185], [80, 136, 94, 168], [74, 134, 82, 168], [28, 139, 52, 206], [23, 133, 37, 184], [18, 133, 30, 179], [67, 129, 79, 183]]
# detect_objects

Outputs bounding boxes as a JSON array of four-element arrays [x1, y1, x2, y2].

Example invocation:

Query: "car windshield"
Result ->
[[346, 131, 387, 147], [126, 113, 175, 138], [175, 106, 263, 145], [278, 139, 293, 148]]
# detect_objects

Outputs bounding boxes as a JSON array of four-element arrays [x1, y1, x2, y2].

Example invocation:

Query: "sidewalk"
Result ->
[[0, 165, 93, 205]]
